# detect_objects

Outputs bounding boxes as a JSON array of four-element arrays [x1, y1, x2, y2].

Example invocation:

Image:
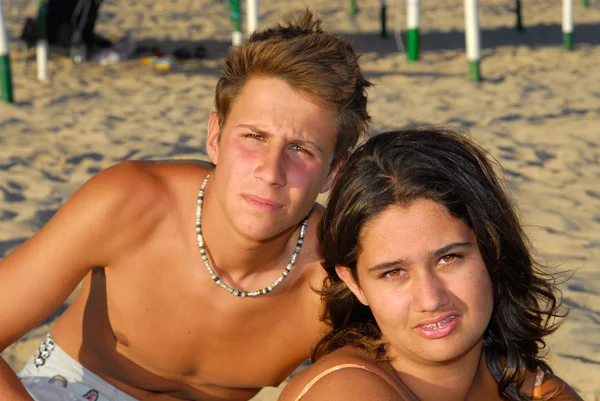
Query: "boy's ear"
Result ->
[[320, 156, 344, 194], [206, 112, 221, 165], [335, 266, 368, 306]]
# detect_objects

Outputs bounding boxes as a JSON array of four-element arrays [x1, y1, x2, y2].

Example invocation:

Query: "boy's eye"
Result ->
[[290, 144, 312, 156], [387, 269, 402, 277]]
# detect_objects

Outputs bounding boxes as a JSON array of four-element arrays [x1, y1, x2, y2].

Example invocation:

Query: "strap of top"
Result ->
[[295, 364, 546, 400], [294, 364, 372, 401], [533, 368, 545, 398]]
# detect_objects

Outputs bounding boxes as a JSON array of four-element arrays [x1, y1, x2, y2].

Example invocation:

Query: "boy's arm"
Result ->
[[0, 162, 152, 389], [0, 358, 34, 400]]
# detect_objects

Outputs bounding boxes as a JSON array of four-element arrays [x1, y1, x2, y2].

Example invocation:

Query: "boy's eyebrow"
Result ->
[[236, 124, 272, 137], [236, 124, 325, 154], [367, 241, 473, 273]]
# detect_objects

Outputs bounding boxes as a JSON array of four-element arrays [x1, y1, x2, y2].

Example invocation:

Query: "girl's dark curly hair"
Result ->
[[314, 127, 566, 401]]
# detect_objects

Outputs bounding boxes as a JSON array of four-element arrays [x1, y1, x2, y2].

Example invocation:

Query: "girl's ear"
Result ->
[[335, 266, 369, 306]]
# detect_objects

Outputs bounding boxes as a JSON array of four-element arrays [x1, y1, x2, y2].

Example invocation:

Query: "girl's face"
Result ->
[[338, 199, 494, 366]]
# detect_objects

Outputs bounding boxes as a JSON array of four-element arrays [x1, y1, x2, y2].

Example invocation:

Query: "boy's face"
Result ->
[[207, 76, 338, 241]]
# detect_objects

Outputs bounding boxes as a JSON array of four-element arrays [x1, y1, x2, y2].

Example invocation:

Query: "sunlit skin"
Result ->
[[280, 197, 583, 400], [0, 75, 341, 401], [338, 199, 494, 399], [205, 77, 339, 251]]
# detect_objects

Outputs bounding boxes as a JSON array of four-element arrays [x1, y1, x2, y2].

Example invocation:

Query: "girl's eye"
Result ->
[[440, 254, 460, 264], [383, 269, 405, 280]]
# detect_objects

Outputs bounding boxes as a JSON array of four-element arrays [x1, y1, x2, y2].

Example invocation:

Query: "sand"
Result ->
[[0, 0, 599, 399]]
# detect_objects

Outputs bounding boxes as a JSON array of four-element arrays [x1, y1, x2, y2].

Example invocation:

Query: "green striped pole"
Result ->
[[230, 0, 242, 46], [406, 0, 420, 62], [464, 0, 481, 82], [563, 0, 573, 51], [350, 0, 358, 16], [515, 0, 523, 31], [380, 0, 388, 37], [0, 0, 13, 103], [37, 0, 48, 81], [583, 0, 589, 8]]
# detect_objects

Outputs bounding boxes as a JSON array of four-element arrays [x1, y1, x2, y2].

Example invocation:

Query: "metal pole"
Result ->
[[563, 0, 573, 50], [515, 0, 523, 31], [37, 0, 48, 81], [464, 0, 481, 81], [406, 0, 420, 61], [230, 0, 242, 46], [0, 0, 13, 102], [380, 0, 388, 37], [246, 0, 258, 36]]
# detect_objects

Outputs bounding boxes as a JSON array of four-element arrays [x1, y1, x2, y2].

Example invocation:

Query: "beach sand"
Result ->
[[1, 0, 599, 399]]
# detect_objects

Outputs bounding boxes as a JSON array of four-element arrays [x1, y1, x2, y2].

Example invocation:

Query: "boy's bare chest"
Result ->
[[65, 249, 323, 399]]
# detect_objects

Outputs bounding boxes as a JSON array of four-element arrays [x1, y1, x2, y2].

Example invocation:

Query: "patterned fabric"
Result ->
[[534, 368, 546, 398], [34, 335, 56, 368], [19, 334, 138, 401]]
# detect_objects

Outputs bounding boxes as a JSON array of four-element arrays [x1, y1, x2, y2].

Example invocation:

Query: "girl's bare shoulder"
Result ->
[[279, 348, 405, 401], [536, 372, 583, 401]]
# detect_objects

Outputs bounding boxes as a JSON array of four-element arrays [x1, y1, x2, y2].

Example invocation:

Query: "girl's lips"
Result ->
[[414, 315, 461, 339]]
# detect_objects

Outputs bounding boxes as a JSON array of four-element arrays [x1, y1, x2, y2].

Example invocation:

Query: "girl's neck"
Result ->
[[389, 342, 500, 401]]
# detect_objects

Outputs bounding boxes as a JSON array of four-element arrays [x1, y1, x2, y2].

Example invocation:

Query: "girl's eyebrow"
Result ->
[[366, 241, 472, 273], [368, 259, 407, 273], [429, 241, 472, 258]]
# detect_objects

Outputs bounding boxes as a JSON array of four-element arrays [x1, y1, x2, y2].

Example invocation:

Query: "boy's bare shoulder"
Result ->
[[279, 348, 403, 401], [70, 160, 211, 243], [86, 159, 210, 207]]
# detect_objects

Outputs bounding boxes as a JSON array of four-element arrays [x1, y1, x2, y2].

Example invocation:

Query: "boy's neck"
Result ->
[[198, 183, 309, 282]]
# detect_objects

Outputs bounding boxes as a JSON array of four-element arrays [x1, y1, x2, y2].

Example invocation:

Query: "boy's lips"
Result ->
[[242, 194, 284, 211]]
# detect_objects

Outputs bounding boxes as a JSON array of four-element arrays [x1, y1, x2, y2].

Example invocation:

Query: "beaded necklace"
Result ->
[[195, 174, 309, 297]]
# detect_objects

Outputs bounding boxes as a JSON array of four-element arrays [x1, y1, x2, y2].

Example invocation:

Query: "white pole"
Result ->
[[246, 0, 258, 36], [37, 0, 48, 81], [464, 0, 481, 81], [37, 42, 48, 81], [562, 0, 573, 50], [406, 0, 420, 61], [0, 0, 14, 102]]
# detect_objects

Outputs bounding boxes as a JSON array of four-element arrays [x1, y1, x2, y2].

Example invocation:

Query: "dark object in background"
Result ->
[[20, 0, 109, 63]]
